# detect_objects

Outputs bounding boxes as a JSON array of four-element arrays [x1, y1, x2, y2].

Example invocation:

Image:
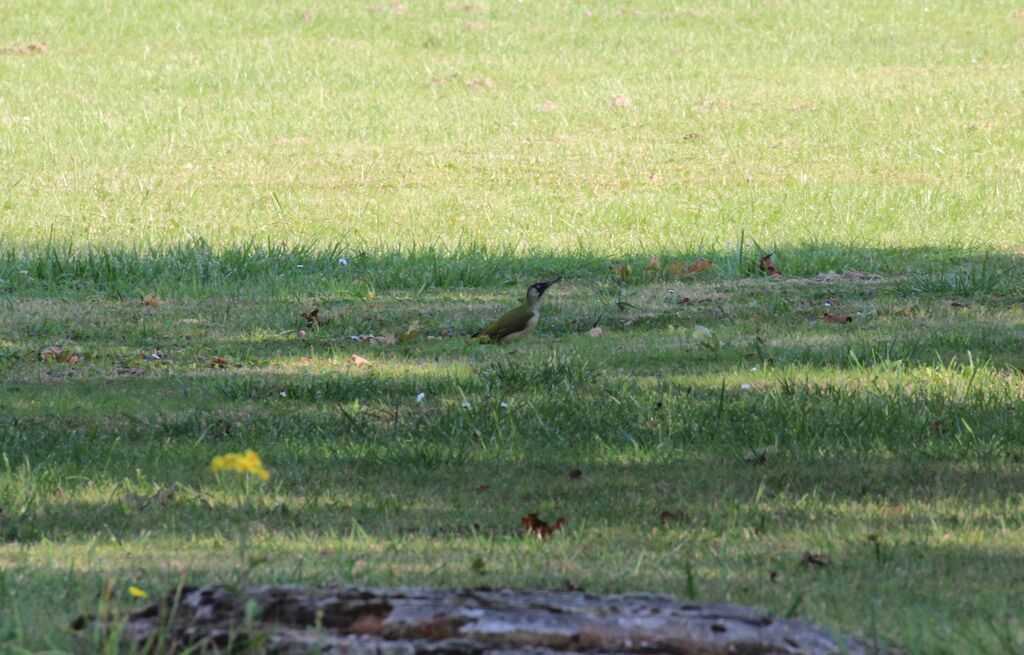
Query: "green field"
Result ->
[[2, 1, 1024, 652]]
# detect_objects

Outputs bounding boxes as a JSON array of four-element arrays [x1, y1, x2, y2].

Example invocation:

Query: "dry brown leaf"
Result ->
[[300, 307, 321, 329], [521, 513, 565, 539], [349, 354, 371, 367], [40, 346, 82, 363], [611, 93, 631, 108], [822, 312, 853, 324], [685, 259, 713, 275], [210, 357, 230, 368], [568, 468, 583, 480], [759, 253, 782, 277], [683, 131, 702, 140], [141, 294, 163, 308]]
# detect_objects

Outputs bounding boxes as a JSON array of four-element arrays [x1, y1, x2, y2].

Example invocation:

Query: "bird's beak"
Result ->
[[536, 276, 562, 294]]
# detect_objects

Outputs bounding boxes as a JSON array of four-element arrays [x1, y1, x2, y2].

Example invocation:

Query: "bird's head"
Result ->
[[525, 276, 562, 304]]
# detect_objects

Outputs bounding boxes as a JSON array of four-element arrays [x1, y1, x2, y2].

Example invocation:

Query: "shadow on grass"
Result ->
[[1, 240, 1021, 297], [3, 458, 1023, 546]]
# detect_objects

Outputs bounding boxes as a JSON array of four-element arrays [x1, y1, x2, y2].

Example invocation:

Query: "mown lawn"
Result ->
[[2, 1, 1024, 652]]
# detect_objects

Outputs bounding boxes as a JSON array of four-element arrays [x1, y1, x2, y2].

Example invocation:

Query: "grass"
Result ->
[[2, 0, 1024, 652]]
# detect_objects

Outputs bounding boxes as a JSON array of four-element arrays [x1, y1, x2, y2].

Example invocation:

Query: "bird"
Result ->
[[471, 276, 562, 343]]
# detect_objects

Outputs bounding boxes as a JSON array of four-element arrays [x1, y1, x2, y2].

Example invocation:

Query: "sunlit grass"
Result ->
[[3, 0, 1024, 652]]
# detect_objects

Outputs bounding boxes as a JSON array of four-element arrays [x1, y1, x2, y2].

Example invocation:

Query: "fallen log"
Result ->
[[75, 585, 881, 654]]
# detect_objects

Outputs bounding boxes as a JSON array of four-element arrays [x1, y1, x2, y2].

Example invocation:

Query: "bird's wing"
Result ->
[[472, 308, 520, 342]]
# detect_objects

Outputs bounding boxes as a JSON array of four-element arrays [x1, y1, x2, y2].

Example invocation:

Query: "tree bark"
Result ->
[[77, 585, 882, 654]]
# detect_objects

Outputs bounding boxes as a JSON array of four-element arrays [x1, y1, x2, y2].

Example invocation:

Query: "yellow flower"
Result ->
[[210, 449, 270, 480], [128, 585, 148, 599]]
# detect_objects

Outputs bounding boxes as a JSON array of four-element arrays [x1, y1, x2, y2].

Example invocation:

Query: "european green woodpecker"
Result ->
[[471, 277, 562, 343]]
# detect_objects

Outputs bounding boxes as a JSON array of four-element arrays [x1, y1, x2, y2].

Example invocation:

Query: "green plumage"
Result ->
[[471, 277, 561, 343]]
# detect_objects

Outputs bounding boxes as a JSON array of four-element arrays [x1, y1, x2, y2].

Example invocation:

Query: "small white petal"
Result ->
[[416, 392, 425, 403], [339, 258, 349, 266], [741, 383, 752, 390], [461, 401, 472, 409], [500, 401, 509, 409], [296, 264, 304, 268], [279, 391, 288, 397]]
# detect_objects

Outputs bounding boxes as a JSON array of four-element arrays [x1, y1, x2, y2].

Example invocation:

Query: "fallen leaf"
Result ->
[[659, 509, 688, 524], [210, 357, 230, 368], [683, 131, 702, 140], [140, 294, 163, 308], [684, 259, 713, 275], [299, 307, 321, 329], [800, 551, 830, 568], [40, 346, 83, 363], [349, 354, 371, 367], [588, 327, 603, 337], [301, 10, 314, 21], [540, 101, 559, 112], [611, 93, 631, 108], [568, 468, 583, 479], [759, 253, 782, 277], [822, 312, 853, 324], [521, 512, 565, 539]]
